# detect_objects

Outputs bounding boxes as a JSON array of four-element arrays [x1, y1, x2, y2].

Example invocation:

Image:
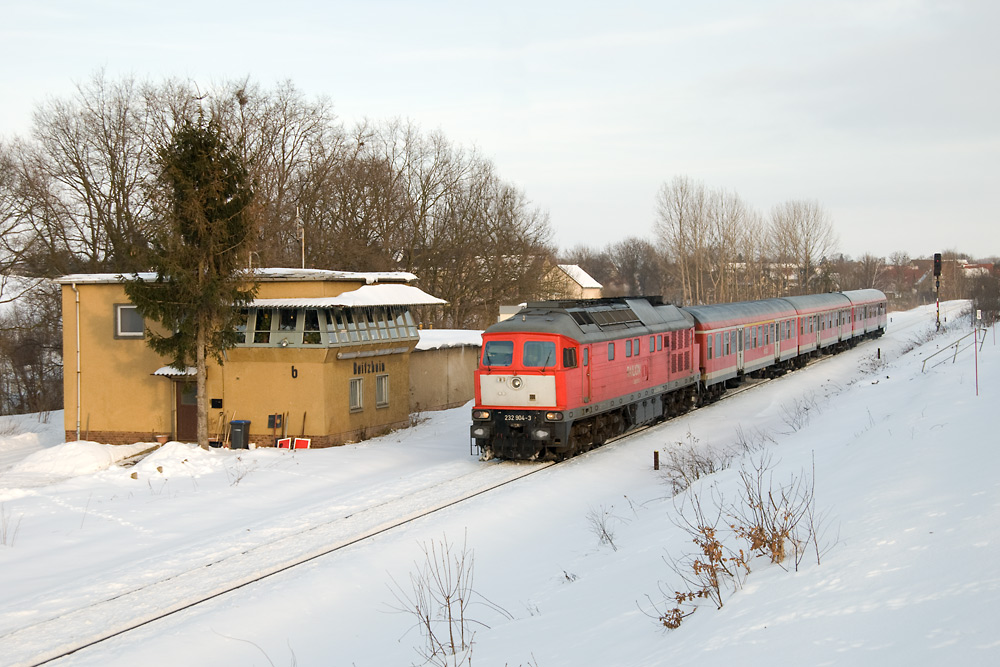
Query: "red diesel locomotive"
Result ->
[[471, 290, 886, 461]]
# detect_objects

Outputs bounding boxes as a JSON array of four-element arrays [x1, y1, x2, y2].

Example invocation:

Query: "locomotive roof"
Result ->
[[485, 296, 693, 343]]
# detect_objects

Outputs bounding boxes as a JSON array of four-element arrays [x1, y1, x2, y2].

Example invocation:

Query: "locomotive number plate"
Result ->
[[505, 414, 531, 422]]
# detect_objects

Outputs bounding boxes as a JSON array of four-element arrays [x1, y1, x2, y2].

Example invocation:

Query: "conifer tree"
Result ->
[[124, 117, 256, 448]]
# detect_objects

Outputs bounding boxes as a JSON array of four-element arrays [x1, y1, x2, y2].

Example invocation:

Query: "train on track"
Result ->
[[470, 289, 887, 460]]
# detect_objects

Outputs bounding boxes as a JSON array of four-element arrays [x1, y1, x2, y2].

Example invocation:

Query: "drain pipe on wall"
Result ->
[[71, 282, 81, 441]]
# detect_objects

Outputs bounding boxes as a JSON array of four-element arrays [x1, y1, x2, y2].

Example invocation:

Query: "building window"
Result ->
[[303, 309, 321, 344], [349, 377, 363, 412], [254, 309, 272, 344], [115, 304, 144, 338], [376, 374, 389, 408]]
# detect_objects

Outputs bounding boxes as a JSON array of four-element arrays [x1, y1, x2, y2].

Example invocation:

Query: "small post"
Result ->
[[653, 450, 660, 471]]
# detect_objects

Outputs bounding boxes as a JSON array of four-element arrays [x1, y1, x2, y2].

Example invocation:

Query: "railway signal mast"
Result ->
[[934, 252, 942, 330]]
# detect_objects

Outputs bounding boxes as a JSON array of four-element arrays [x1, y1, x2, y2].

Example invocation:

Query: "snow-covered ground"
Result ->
[[0, 301, 996, 666]]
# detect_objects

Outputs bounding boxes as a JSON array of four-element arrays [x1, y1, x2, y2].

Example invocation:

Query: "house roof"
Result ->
[[53, 267, 418, 285], [251, 283, 446, 308], [557, 264, 602, 289]]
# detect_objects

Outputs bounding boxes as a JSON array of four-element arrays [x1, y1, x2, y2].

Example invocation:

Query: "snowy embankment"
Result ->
[[1, 301, 997, 667]]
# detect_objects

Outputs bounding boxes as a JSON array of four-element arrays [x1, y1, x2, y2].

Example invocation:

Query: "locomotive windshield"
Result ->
[[523, 340, 556, 367], [483, 340, 514, 366]]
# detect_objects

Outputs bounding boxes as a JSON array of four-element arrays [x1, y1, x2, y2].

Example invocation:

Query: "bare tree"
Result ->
[[655, 176, 710, 305], [604, 237, 663, 296], [768, 199, 838, 295]]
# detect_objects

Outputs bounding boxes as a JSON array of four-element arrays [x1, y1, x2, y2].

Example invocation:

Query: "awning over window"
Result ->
[[250, 284, 446, 308], [152, 366, 197, 377]]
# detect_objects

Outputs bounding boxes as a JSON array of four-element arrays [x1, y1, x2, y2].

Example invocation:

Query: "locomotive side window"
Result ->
[[563, 347, 578, 369], [649, 336, 655, 353], [608, 342, 615, 360], [583, 347, 589, 366], [483, 340, 514, 366], [523, 341, 556, 367], [625, 339, 632, 357], [657, 335, 662, 351]]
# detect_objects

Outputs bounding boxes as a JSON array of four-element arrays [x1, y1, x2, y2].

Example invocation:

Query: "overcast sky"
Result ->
[[2, 0, 997, 261]]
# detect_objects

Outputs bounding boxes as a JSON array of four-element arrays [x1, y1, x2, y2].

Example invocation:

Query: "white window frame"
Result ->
[[375, 373, 389, 409], [349, 377, 363, 412], [115, 304, 145, 339]]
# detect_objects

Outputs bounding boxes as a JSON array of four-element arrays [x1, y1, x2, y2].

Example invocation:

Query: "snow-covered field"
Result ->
[[1, 301, 996, 666]]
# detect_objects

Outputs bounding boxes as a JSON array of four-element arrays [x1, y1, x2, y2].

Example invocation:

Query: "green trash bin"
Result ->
[[230, 420, 251, 449]]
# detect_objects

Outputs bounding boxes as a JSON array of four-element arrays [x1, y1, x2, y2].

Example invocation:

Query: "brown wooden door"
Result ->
[[175, 381, 197, 441]]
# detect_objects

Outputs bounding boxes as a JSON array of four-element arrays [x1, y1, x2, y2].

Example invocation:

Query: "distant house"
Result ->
[[549, 264, 603, 300], [55, 268, 446, 447], [497, 264, 603, 322]]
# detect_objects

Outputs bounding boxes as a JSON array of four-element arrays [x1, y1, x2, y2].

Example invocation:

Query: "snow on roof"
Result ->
[[251, 284, 446, 308], [53, 268, 418, 285], [558, 264, 602, 289], [415, 329, 482, 351], [152, 366, 196, 377]]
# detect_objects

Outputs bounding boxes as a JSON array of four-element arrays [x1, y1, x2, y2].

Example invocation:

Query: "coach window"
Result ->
[[716, 333, 722, 355], [608, 342, 615, 361], [707, 335, 713, 360], [625, 339, 632, 357], [563, 347, 578, 369]]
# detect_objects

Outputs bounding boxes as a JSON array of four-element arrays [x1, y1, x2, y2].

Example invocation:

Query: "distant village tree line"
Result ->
[[1, 72, 997, 415]]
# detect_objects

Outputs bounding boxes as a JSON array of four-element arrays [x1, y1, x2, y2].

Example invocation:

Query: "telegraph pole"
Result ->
[[296, 207, 305, 269], [934, 252, 942, 330]]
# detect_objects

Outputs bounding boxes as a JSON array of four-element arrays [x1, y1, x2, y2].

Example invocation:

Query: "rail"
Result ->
[[921, 327, 987, 373]]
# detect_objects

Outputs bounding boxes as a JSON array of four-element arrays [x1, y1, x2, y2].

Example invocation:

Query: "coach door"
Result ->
[[736, 327, 745, 371]]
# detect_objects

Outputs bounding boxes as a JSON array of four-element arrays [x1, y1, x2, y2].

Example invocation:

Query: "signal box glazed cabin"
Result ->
[[56, 268, 445, 447]]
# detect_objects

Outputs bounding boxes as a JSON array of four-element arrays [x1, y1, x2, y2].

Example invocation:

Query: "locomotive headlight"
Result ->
[[545, 411, 564, 421], [472, 410, 491, 420], [510, 377, 523, 389]]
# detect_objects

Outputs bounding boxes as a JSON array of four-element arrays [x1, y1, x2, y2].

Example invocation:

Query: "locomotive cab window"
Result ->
[[483, 340, 514, 366], [523, 340, 556, 367]]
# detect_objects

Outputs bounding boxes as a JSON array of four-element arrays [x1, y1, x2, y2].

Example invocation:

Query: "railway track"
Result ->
[[9, 322, 910, 665], [5, 460, 554, 667]]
